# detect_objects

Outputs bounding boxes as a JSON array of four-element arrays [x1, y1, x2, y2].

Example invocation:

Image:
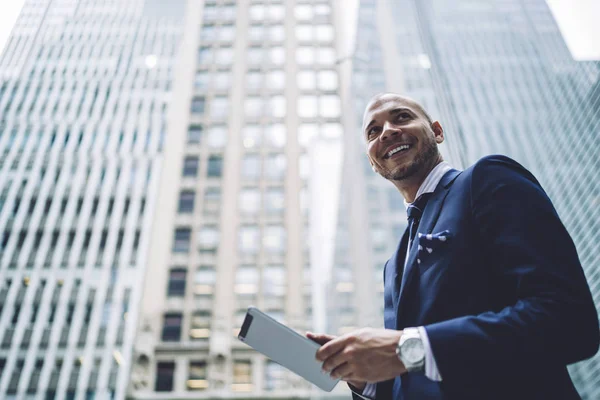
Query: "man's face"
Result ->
[[363, 96, 443, 181]]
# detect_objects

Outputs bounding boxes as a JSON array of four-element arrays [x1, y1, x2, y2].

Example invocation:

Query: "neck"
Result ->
[[393, 156, 443, 203]]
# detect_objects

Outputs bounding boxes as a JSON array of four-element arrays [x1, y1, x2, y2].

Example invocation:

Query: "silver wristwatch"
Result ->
[[396, 327, 425, 372]]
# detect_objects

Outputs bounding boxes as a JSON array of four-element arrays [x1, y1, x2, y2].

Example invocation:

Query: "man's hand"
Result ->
[[306, 332, 367, 391], [313, 328, 407, 383]]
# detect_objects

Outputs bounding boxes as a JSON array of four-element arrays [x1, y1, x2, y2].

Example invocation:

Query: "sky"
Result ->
[[0, 1, 599, 60]]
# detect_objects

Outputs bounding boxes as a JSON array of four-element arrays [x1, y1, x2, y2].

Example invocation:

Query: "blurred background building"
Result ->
[[0, 0, 184, 398], [329, 0, 600, 399], [131, 0, 345, 399], [0, 0, 598, 399]]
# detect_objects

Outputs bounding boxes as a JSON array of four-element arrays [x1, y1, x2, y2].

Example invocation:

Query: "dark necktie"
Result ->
[[407, 193, 433, 247]]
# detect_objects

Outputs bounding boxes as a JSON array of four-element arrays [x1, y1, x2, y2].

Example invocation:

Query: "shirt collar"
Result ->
[[404, 161, 453, 210]]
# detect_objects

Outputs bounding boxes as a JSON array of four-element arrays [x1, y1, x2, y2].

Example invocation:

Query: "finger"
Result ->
[[307, 332, 335, 345], [330, 361, 354, 380], [316, 336, 348, 362], [322, 347, 352, 374]]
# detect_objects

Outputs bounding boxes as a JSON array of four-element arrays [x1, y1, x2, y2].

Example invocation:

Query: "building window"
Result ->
[[315, 25, 334, 42], [269, 25, 285, 41], [296, 47, 314, 65], [318, 70, 338, 91], [296, 25, 313, 41], [187, 361, 208, 390], [232, 360, 253, 392], [173, 228, 191, 253], [297, 70, 316, 90], [178, 190, 195, 213], [216, 47, 234, 65], [265, 124, 286, 147], [245, 97, 263, 117], [249, 5, 265, 20], [242, 125, 261, 148], [235, 265, 259, 295], [167, 268, 187, 297], [263, 264, 286, 297], [247, 46, 264, 64], [239, 188, 260, 215], [266, 70, 285, 90], [298, 96, 318, 118], [263, 225, 286, 253], [246, 72, 263, 90], [204, 187, 221, 203], [197, 225, 219, 252], [317, 48, 335, 64], [191, 97, 205, 114], [239, 225, 259, 254], [269, 96, 286, 118], [320, 95, 341, 117], [200, 25, 216, 41], [220, 24, 236, 42], [242, 155, 260, 180], [162, 313, 182, 342], [195, 72, 208, 89], [265, 360, 286, 391], [265, 154, 286, 180], [155, 362, 175, 391], [198, 47, 213, 64], [210, 97, 229, 119], [294, 4, 313, 20], [264, 187, 284, 214], [248, 25, 264, 41], [190, 311, 211, 340], [214, 72, 231, 90], [182, 156, 199, 177], [187, 125, 202, 144], [194, 266, 216, 296], [298, 123, 319, 147], [207, 125, 227, 148], [207, 155, 223, 178], [269, 47, 285, 65]]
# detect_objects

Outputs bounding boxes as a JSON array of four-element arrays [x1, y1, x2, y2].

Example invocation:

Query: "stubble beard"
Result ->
[[379, 135, 439, 182]]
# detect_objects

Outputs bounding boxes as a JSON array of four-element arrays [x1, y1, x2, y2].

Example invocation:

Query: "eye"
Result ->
[[396, 112, 411, 121], [367, 126, 381, 138]]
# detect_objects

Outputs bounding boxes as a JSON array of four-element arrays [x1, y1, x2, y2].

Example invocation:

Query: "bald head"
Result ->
[[362, 93, 434, 134]]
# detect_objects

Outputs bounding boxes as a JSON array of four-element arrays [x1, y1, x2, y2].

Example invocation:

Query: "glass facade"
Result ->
[[330, 0, 600, 397]]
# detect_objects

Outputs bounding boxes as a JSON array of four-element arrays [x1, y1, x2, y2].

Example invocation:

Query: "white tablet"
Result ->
[[238, 306, 340, 392]]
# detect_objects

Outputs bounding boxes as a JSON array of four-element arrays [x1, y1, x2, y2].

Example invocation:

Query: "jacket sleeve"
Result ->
[[425, 155, 599, 383]]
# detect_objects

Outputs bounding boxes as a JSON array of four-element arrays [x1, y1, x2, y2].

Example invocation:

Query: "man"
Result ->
[[307, 93, 599, 399]]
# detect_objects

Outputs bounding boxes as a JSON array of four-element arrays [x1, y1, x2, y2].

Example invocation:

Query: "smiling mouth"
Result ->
[[383, 144, 411, 159]]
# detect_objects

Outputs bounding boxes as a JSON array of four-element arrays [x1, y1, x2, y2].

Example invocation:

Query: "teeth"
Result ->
[[387, 144, 410, 158]]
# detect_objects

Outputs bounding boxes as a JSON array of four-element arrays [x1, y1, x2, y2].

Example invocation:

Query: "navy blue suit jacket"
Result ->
[[355, 155, 599, 400]]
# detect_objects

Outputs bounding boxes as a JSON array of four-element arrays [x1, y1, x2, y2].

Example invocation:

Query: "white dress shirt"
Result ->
[[356, 161, 453, 399]]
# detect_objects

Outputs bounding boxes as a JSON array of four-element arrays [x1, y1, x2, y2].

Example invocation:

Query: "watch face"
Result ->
[[402, 338, 425, 364]]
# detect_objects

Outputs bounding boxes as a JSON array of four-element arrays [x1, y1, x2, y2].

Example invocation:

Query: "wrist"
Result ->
[[396, 327, 425, 373], [348, 381, 366, 391], [391, 330, 408, 375]]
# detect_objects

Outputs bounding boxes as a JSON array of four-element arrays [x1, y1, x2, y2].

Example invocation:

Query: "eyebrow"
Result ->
[[364, 107, 414, 134]]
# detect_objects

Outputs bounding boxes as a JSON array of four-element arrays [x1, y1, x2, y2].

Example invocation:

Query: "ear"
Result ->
[[432, 121, 444, 144]]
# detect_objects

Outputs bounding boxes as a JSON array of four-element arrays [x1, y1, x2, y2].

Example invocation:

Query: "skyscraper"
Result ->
[[131, 0, 344, 398], [329, 0, 600, 397], [0, 0, 184, 398]]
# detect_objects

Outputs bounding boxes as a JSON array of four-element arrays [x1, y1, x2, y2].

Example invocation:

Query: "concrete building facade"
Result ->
[[131, 0, 345, 398], [0, 0, 184, 399]]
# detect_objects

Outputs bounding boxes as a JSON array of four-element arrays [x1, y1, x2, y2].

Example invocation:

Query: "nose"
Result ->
[[380, 121, 400, 141]]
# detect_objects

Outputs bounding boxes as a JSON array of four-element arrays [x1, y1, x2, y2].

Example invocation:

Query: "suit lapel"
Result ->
[[396, 169, 462, 327], [391, 228, 409, 315]]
